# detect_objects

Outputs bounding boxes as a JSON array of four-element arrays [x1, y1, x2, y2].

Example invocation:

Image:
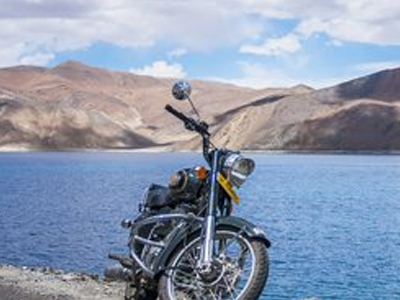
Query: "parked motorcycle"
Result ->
[[107, 81, 271, 300]]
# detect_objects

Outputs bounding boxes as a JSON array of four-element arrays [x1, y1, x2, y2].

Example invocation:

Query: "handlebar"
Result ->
[[165, 104, 210, 136], [165, 104, 190, 124]]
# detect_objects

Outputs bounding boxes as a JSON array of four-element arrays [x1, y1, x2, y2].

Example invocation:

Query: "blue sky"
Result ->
[[1, 0, 400, 88]]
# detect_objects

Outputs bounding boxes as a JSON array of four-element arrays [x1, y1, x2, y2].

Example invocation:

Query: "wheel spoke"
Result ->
[[215, 230, 244, 257], [166, 229, 264, 300], [186, 248, 199, 266], [224, 277, 237, 300]]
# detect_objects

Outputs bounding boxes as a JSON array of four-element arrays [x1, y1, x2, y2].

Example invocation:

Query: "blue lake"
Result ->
[[0, 152, 399, 300]]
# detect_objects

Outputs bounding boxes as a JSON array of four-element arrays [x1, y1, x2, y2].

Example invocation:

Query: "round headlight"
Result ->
[[223, 153, 255, 187]]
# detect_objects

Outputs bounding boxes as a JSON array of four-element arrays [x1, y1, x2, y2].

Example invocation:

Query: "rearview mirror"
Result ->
[[172, 81, 191, 101]]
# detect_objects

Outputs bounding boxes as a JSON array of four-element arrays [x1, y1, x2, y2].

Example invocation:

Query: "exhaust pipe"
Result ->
[[105, 253, 135, 282], [104, 265, 133, 282], [108, 253, 134, 268]]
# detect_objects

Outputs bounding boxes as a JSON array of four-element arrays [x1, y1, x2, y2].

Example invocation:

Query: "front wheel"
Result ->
[[158, 227, 269, 300]]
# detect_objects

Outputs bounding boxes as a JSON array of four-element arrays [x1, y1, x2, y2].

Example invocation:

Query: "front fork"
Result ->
[[199, 150, 220, 269]]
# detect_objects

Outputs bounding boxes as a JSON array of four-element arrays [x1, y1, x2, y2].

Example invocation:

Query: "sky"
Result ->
[[1, 0, 400, 89]]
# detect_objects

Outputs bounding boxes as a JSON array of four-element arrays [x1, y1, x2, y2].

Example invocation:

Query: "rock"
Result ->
[[0, 264, 124, 300]]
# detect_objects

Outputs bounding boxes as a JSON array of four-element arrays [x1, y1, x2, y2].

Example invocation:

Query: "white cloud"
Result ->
[[244, 0, 400, 46], [240, 34, 301, 56], [0, 0, 400, 68], [168, 48, 188, 58], [0, 0, 262, 67], [130, 61, 186, 78], [19, 52, 55, 66], [209, 61, 364, 89], [210, 62, 301, 89], [0, 44, 26, 68], [293, 0, 400, 45], [354, 61, 400, 73]]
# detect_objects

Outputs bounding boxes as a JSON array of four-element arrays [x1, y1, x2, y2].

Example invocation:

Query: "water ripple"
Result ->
[[1, 152, 400, 300]]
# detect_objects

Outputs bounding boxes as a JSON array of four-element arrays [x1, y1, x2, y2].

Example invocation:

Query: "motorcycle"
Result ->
[[107, 81, 271, 300]]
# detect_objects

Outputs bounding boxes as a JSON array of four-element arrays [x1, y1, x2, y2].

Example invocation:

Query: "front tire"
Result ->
[[158, 227, 269, 300]]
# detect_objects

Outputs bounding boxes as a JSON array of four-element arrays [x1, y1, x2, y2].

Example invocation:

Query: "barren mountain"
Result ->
[[0, 61, 399, 151], [211, 68, 400, 151]]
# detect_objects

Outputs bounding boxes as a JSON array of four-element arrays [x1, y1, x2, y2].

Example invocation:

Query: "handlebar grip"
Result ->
[[165, 104, 210, 136], [165, 104, 189, 123]]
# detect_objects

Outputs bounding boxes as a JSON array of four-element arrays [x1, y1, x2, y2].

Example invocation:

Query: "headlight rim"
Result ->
[[222, 152, 255, 187]]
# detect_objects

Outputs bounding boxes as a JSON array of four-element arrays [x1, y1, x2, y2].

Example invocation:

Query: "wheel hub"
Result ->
[[197, 260, 224, 285]]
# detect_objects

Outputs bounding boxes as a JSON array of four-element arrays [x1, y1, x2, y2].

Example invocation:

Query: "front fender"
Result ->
[[153, 216, 271, 279], [217, 216, 271, 248]]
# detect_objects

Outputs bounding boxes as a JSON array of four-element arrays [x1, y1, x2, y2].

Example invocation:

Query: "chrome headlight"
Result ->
[[222, 153, 255, 187]]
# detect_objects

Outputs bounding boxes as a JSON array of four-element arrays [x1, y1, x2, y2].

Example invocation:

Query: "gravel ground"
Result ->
[[0, 284, 73, 300], [0, 265, 124, 300], [0, 264, 322, 300]]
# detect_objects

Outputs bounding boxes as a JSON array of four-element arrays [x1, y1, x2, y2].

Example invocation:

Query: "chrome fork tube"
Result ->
[[200, 150, 220, 265]]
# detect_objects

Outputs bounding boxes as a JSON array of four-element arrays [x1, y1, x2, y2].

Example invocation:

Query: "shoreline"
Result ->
[[0, 264, 323, 300], [1, 146, 400, 155]]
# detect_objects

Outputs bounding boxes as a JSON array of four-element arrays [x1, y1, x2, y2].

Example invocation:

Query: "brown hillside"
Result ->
[[0, 61, 399, 151]]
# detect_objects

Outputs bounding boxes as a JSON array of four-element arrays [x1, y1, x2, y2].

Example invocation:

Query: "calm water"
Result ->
[[0, 152, 399, 300]]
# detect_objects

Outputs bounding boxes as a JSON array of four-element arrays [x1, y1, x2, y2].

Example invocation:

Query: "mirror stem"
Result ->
[[187, 96, 202, 120]]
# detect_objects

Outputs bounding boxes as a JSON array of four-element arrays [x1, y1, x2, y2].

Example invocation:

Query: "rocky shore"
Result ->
[[0, 264, 124, 300], [0, 264, 323, 300]]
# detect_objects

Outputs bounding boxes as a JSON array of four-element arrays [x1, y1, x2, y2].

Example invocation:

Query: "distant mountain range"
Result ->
[[0, 60, 399, 151]]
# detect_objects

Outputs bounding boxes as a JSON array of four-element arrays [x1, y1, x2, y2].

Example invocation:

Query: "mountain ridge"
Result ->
[[0, 61, 399, 151]]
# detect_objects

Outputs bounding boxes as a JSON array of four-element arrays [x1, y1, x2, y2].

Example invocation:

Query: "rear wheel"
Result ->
[[158, 227, 269, 300]]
